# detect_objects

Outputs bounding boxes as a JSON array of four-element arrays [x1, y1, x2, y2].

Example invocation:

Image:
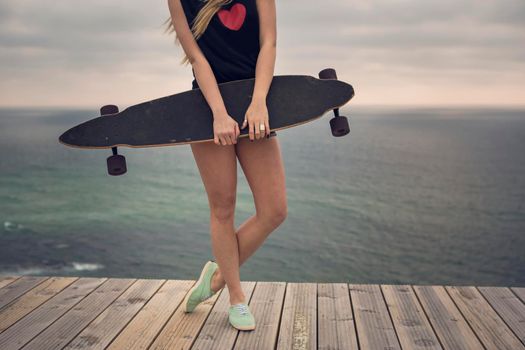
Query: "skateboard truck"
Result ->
[[318, 68, 350, 137], [100, 105, 127, 176]]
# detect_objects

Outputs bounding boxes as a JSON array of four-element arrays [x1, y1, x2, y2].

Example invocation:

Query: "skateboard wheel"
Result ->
[[330, 116, 350, 137], [107, 154, 127, 176], [100, 105, 119, 116], [319, 68, 337, 80]]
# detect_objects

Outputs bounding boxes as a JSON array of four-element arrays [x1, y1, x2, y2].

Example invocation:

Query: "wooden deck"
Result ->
[[0, 275, 524, 349]]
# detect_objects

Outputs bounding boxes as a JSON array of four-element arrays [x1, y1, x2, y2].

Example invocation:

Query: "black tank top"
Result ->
[[180, 0, 260, 89]]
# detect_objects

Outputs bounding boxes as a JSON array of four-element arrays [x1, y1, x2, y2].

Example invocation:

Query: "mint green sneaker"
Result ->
[[183, 260, 221, 313], [228, 303, 256, 330]]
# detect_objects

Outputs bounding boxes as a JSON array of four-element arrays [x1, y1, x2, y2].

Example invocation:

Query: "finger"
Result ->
[[224, 133, 232, 145], [242, 118, 247, 129], [259, 121, 266, 139], [249, 121, 254, 141], [255, 122, 261, 140], [214, 133, 219, 145], [265, 119, 270, 138], [235, 124, 240, 142]]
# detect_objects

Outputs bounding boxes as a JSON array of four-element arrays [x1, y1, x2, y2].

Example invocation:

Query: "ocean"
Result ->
[[1, 106, 524, 286]]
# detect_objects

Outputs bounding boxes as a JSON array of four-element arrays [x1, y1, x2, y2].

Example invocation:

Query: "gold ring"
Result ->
[[259, 124, 266, 131]]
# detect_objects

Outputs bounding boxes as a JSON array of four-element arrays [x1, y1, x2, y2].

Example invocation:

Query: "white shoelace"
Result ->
[[233, 303, 249, 316]]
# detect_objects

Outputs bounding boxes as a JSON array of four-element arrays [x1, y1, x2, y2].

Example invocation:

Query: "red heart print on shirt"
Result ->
[[218, 3, 246, 31]]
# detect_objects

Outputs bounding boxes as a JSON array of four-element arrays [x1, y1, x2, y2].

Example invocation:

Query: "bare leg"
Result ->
[[190, 141, 245, 305], [210, 135, 287, 291]]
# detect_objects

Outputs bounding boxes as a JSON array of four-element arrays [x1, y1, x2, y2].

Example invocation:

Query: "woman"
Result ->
[[166, 0, 286, 331]]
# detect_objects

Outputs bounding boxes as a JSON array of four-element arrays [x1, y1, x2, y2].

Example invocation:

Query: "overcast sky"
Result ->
[[1, 0, 524, 107]]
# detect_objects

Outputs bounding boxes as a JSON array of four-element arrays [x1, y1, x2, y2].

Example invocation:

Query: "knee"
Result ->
[[260, 201, 288, 228], [209, 193, 236, 223], [275, 204, 288, 225]]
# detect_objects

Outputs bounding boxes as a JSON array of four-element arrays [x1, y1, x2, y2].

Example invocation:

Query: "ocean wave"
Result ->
[[0, 262, 105, 276], [0, 266, 48, 275], [4, 221, 24, 232], [69, 262, 105, 272]]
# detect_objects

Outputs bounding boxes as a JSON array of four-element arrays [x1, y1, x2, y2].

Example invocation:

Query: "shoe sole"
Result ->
[[183, 260, 215, 313], [231, 324, 256, 331]]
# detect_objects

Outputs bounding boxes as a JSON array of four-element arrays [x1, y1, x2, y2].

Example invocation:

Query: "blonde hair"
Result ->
[[165, 0, 233, 65]]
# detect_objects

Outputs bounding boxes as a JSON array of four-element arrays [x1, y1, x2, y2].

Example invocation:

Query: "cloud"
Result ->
[[0, 0, 524, 107]]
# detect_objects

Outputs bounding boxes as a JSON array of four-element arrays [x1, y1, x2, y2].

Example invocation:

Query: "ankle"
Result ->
[[230, 298, 247, 305], [211, 269, 225, 291], [229, 291, 246, 305]]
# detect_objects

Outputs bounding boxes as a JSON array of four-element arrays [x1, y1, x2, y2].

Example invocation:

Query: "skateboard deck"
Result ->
[[59, 74, 354, 149], [59, 69, 354, 175]]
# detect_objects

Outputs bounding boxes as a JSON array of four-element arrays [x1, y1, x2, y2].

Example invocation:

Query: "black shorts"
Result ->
[[192, 83, 277, 138]]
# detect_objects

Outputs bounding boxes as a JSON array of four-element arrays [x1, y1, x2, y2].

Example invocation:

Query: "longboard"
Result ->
[[59, 68, 354, 175]]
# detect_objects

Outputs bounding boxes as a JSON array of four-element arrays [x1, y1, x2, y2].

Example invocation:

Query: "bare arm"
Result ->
[[167, 0, 227, 115], [253, 0, 277, 102], [242, 0, 277, 140], [167, 0, 240, 145]]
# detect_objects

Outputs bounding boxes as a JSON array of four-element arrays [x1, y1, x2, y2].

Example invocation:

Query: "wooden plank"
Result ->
[[414, 285, 483, 350], [478, 287, 525, 345], [22, 277, 135, 350], [0, 276, 48, 309], [106, 279, 194, 350], [0, 276, 522, 350], [64, 278, 165, 350], [136, 278, 227, 350], [234, 282, 286, 349], [317, 283, 358, 350], [382, 285, 442, 350], [350, 284, 401, 350], [276, 282, 317, 350], [190, 281, 256, 350], [0, 276, 20, 289], [0, 277, 106, 350], [446, 286, 525, 350], [0, 276, 78, 332], [512, 288, 525, 303]]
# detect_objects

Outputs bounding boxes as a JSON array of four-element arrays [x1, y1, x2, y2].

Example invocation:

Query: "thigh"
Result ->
[[190, 141, 238, 205], [234, 136, 286, 214]]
